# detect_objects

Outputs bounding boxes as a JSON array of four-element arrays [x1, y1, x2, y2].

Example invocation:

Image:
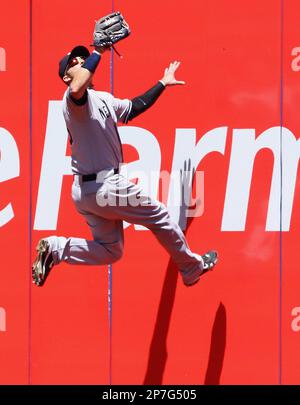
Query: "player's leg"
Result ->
[[115, 202, 216, 286], [92, 174, 217, 286], [32, 214, 124, 286], [47, 215, 124, 266]]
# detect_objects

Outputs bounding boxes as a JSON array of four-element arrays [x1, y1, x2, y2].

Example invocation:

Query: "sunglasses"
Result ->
[[65, 56, 87, 73]]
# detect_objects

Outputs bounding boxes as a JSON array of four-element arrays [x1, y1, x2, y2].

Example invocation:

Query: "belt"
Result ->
[[81, 168, 119, 182]]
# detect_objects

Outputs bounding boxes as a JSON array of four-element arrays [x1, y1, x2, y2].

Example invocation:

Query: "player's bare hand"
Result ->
[[160, 61, 185, 87]]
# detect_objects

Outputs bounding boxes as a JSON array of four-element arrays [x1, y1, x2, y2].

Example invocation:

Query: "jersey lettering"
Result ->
[[99, 100, 111, 120]]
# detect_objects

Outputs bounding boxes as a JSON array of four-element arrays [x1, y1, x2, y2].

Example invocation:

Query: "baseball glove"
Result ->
[[93, 11, 130, 49]]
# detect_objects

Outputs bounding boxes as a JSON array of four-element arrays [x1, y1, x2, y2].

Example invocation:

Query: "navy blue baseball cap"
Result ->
[[58, 45, 90, 80]]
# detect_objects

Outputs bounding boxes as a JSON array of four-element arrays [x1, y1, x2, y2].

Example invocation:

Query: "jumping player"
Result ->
[[32, 43, 218, 287]]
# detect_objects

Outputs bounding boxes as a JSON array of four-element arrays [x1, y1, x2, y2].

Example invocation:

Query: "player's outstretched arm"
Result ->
[[125, 61, 185, 122], [159, 61, 185, 87]]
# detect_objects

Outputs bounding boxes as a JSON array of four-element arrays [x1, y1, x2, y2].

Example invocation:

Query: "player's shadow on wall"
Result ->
[[204, 302, 227, 385], [143, 275, 227, 385], [143, 161, 226, 384], [143, 257, 178, 384]]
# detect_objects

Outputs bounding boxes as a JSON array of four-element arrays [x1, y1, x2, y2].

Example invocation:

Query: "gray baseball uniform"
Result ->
[[64, 87, 130, 174], [45, 87, 204, 286]]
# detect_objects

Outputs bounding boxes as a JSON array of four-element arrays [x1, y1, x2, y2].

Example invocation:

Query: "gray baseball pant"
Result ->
[[46, 171, 204, 284]]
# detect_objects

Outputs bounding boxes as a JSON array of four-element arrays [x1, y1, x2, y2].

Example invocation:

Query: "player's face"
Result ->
[[65, 56, 86, 77]]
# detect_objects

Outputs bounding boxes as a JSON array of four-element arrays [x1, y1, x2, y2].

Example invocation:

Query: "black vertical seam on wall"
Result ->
[[28, 0, 33, 385], [279, 0, 284, 386], [108, 0, 115, 387]]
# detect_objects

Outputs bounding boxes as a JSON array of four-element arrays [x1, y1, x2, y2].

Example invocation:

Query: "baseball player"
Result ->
[[32, 32, 218, 287]]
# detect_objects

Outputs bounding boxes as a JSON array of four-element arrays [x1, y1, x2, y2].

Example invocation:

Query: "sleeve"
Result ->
[[97, 91, 132, 123], [126, 81, 166, 122], [110, 96, 132, 123]]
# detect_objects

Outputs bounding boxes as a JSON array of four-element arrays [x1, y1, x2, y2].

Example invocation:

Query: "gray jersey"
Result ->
[[62, 88, 132, 174]]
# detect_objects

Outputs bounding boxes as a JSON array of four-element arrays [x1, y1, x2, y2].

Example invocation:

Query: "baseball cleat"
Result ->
[[32, 239, 54, 286], [202, 250, 218, 271], [183, 250, 218, 287]]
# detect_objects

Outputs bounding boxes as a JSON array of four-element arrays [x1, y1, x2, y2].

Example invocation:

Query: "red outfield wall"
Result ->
[[0, 0, 300, 384]]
